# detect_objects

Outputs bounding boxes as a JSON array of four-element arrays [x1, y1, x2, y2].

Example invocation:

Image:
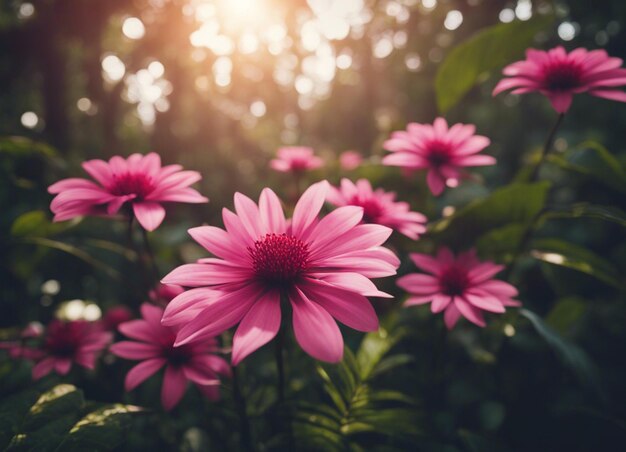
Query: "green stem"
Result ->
[[140, 227, 160, 285], [231, 365, 254, 452], [275, 324, 286, 403], [529, 113, 565, 182]]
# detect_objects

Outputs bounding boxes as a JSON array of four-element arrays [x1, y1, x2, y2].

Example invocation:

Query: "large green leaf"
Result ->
[[435, 16, 553, 113], [10, 210, 79, 237], [531, 238, 623, 289], [545, 298, 587, 336], [548, 141, 626, 194], [429, 182, 550, 248]]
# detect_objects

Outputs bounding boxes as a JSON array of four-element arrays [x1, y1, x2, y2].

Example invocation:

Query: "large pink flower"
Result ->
[[397, 248, 520, 329], [31, 320, 112, 380], [110, 303, 230, 411], [161, 181, 399, 364], [270, 146, 324, 173], [48, 152, 208, 231], [493, 46, 626, 113], [382, 118, 494, 196], [327, 178, 427, 239]]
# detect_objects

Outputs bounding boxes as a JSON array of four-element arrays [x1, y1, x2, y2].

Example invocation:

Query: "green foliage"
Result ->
[[294, 328, 420, 451], [0, 384, 142, 451], [542, 203, 626, 227], [435, 16, 553, 113], [531, 238, 623, 289], [430, 182, 550, 251], [545, 298, 587, 336]]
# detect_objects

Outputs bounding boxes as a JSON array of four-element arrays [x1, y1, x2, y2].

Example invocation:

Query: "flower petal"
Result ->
[[161, 365, 188, 411], [133, 202, 166, 231], [125, 358, 166, 391]]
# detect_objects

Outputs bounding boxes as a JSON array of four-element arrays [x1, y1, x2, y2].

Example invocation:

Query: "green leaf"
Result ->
[[0, 136, 57, 158], [548, 141, 626, 193], [475, 223, 526, 262], [430, 182, 550, 248], [10, 211, 79, 237], [542, 203, 626, 227], [531, 238, 623, 289], [520, 309, 605, 401], [435, 16, 553, 113], [545, 298, 587, 335], [356, 328, 405, 381]]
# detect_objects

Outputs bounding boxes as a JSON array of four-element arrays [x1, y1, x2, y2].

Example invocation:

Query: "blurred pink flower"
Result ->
[[397, 248, 520, 329], [327, 178, 427, 239], [162, 181, 399, 364], [101, 306, 133, 332], [149, 283, 185, 307], [31, 320, 112, 380], [110, 303, 230, 411], [493, 46, 626, 113], [48, 152, 208, 231], [0, 322, 44, 360], [339, 150, 363, 171], [270, 146, 324, 173], [383, 118, 493, 196]]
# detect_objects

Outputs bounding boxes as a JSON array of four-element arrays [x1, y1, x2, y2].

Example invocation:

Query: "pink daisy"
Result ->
[[48, 152, 208, 231], [382, 118, 494, 196], [270, 146, 324, 173], [397, 248, 521, 330], [31, 320, 112, 380], [493, 46, 626, 113], [327, 178, 427, 239], [110, 303, 230, 411], [339, 150, 363, 171], [161, 181, 399, 364]]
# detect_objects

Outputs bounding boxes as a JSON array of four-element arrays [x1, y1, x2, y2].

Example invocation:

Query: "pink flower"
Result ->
[[493, 46, 626, 113], [382, 118, 494, 196], [110, 303, 230, 411], [339, 151, 363, 171], [270, 146, 324, 173], [149, 283, 185, 307], [0, 323, 44, 360], [161, 181, 399, 364], [101, 306, 134, 332], [327, 179, 427, 239], [48, 152, 208, 231], [397, 248, 521, 330], [31, 320, 112, 380]]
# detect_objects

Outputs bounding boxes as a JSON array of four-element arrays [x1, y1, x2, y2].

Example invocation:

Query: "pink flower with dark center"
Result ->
[[161, 181, 399, 364], [31, 320, 112, 380], [493, 46, 626, 113], [383, 118, 494, 196], [100, 306, 134, 332], [339, 150, 363, 171], [397, 248, 521, 329], [149, 283, 185, 307], [48, 153, 208, 231], [270, 146, 324, 173], [327, 179, 427, 239], [110, 303, 230, 411]]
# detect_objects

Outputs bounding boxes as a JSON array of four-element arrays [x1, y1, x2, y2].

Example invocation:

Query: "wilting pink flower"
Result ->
[[101, 306, 133, 332], [162, 181, 398, 364], [339, 151, 363, 171], [327, 178, 427, 239], [149, 283, 185, 307], [48, 152, 208, 231], [493, 46, 626, 113], [270, 146, 324, 173], [31, 320, 112, 380], [111, 303, 230, 410], [397, 248, 520, 329], [383, 118, 494, 196]]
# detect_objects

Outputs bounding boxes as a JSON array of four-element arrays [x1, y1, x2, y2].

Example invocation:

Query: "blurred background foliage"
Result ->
[[1, 0, 625, 450]]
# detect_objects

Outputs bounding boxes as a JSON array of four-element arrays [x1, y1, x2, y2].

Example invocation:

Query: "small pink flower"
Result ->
[[339, 151, 363, 171], [101, 306, 133, 332], [493, 46, 626, 113], [149, 283, 185, 307], [270, 147, 324, 173], [0, 323, 44, 360], [383, 118, 494, 196], [397, 248, 521, 329], [48, 152, 208, 231], [161, 181, 399, 364], [31, 320, 112, 380], [110, 303, 230, 411], [327, 178, 427, 239]]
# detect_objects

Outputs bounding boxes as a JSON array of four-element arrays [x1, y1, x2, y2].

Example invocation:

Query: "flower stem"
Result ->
[[140, 227, 160, 285], [231, 365, 254, 452], [529, 113, 565, 182], [275, 324, 286, 403]]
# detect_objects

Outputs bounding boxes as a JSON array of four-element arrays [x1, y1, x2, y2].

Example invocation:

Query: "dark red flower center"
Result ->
[[352, 197, 383, 223], [249, 233, 310, 285], [544, 62, 583, 91], [45, 322, 87, 357], [439, 265, 470, 297], [164, 344, 193, 366], [109, 172, 155, 200], [426, 141, 452, 167]]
